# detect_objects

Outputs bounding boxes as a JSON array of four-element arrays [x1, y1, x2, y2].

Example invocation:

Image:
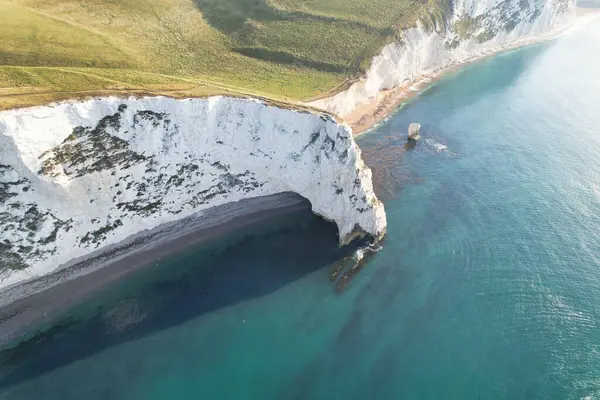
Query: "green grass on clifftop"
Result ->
[[0, 0, 450, 109]]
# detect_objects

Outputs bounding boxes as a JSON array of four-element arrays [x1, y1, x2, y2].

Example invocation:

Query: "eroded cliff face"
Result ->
[[311, 0, 576, 117], [0, 96, 386, 287]]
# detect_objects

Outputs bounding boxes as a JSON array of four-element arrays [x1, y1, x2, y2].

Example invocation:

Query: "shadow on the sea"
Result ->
[[0, 209, 367, 390], [331, 236, 385, 293]]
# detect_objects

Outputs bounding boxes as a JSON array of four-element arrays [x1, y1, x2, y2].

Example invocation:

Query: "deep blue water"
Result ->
[[2, 19, 600, 400]]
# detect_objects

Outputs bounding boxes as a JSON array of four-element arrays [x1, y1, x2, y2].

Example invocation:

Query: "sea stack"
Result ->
[[408, 123, 421, 140]]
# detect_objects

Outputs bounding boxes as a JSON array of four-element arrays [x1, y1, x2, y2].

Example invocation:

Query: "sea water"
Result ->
[[1, 18, 600, 400]]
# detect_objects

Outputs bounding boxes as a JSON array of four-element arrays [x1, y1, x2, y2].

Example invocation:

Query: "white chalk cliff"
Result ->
[[311, 0, 577, 117], [0, 96, 386, 288]]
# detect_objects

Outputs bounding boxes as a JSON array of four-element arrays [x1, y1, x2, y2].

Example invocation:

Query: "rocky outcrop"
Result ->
[[311, 0, 576, 117], [0, 96, 386, 288], [408, 123, 421, 140]]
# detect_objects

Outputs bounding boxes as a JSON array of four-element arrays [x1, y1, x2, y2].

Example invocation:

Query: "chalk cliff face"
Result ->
[[311, 0, 577, 117], [0, 96, 386, 288]]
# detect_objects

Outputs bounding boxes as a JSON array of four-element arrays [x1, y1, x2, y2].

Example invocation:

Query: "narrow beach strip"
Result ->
[[347, 8, 600, 136]]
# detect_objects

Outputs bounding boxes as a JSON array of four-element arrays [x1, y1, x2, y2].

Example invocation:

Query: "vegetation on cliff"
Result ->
[[0, 0, 451, 108]]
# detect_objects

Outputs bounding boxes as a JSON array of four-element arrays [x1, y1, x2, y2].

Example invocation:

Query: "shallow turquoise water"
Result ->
[[2, 20, 600, 400]]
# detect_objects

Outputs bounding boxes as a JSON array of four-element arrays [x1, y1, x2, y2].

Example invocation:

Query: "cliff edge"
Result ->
[[0, 96, 386, 289], [311, 0, 577, 117]]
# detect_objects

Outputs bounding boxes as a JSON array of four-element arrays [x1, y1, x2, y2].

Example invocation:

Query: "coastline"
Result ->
[[1, 5, 597, 348], [345, 7, 600, 136], [0, 192, 311, 344]]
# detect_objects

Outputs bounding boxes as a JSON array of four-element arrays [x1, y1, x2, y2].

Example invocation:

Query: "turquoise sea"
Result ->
[[2, 18, 600, 400]]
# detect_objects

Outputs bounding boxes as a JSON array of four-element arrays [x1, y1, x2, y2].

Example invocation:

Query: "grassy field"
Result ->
[[0, 0, 450, 109]]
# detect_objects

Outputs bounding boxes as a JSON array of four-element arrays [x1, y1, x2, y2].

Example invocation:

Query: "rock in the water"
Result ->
[[434, 144, 448, 152], [408, 123, 421, 140]]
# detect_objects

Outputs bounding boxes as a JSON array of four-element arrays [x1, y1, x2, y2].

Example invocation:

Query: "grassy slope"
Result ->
[[0, 0, 448, 109]]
